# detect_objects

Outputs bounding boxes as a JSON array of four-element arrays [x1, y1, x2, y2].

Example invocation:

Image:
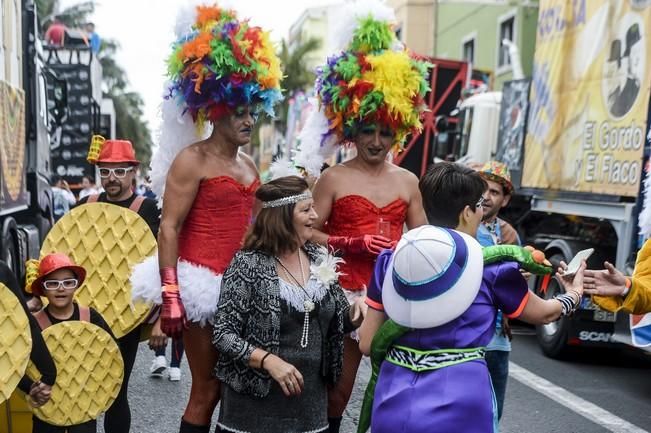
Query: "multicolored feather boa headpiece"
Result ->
[[165, 4, 283, 127], [316, 22, 430, 145], [293, 0, 431, 176]]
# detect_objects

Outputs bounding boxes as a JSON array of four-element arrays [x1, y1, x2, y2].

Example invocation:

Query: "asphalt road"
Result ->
[[100, 326, 651, 433]]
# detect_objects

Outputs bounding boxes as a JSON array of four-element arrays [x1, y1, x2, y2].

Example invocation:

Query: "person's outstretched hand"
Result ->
[[584, 261, 628, 297], [557, 260, 586, 298]]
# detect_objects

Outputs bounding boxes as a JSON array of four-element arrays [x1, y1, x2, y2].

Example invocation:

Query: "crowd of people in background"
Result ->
[[44, 18, 101, 53], [51, 174, 156, 221]]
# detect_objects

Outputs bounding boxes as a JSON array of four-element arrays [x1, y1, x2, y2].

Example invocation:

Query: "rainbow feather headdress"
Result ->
[[166, 4, 283, 126], [149, 2, 283, 207], [292, 0, 431, 176]]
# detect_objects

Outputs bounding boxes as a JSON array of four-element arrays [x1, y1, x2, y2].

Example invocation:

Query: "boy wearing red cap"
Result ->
[[77, 138, 161, 433], [26, 253, 114, 433]]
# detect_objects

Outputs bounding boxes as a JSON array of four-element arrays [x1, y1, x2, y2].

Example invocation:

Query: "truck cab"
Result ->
[[0, 0, 66, 278]]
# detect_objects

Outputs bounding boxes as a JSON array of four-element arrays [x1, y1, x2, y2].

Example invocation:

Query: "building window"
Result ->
[[498, 16, 515, 68], [462, 39, 475, 64]]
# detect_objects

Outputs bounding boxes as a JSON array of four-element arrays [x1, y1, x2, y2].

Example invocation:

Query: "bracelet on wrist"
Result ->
[[162, 284, 179, 293], [555, 292, 580, 316], [622, 278, 632, 297], [260, 352, 272, 370]]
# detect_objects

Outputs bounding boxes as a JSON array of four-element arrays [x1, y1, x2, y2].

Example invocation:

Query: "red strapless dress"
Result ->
[[178, 176, 259, 274], [325, 195, 408, 291]]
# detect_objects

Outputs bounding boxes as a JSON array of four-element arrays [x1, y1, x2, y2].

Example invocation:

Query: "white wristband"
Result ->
[[621, 278, 631, 298]]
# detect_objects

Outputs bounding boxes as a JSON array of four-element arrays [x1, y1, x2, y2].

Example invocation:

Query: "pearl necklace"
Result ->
[[276, 250, 314, 348]]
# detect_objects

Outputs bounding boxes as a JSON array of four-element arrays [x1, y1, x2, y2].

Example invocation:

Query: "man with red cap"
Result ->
[[77, 138, 160, 433]]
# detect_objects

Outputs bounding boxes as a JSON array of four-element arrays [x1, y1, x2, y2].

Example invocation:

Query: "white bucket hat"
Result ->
[[382, 225, 484, 329]]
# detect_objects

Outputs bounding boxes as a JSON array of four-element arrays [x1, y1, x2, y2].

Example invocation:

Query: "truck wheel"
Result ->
[[535, 253, 570, 359]]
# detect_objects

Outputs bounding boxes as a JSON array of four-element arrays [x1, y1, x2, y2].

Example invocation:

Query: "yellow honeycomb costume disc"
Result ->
[[0, 283, 31, 403], [27, 321, 123, 426], [42, 203, 156, 338]]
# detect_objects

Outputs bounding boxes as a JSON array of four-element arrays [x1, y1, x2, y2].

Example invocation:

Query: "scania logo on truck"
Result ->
[[578, 331, 613, 342]]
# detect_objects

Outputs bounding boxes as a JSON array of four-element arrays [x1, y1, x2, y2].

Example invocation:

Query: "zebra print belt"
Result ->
[[385, 345, 485, 372]]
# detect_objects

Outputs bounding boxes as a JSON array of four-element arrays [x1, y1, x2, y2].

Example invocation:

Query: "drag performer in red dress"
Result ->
[[292, 2, 430, 430], [130, 4, 283, 433]]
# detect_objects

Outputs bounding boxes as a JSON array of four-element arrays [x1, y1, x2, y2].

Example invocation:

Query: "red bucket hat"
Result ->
[[29, 253, 87, 296], [95, 140, 140, 165]]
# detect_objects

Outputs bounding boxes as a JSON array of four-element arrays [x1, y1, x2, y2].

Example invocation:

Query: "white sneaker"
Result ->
[[168, 367, 181, 382], [149, 356, 167, 378]]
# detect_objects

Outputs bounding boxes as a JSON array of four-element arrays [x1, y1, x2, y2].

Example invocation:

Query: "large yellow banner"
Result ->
[[523, 0, 651, 197]]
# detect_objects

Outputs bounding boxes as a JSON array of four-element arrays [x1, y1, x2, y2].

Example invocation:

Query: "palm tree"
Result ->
[[276, 37, 322, 130]]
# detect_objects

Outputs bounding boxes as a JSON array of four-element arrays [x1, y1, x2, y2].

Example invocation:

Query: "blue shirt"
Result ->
[[477, 218, 521, 352], [88, 32, 101, 53]]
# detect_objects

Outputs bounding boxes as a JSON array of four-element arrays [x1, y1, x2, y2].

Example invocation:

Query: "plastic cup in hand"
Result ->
[[378, 219, 391, 237]]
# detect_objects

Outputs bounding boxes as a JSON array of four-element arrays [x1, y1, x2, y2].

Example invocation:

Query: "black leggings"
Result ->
[[104, 326, 140, 433], [33, 417, 96, 433]]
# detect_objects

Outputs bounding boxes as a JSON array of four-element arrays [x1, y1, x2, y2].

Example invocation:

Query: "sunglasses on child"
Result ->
[[476, 196, 486, 208], [98, 167, 134, 178], [42, 278, 79, 291]]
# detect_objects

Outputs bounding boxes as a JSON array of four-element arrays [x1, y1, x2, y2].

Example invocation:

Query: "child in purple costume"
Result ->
[[358, 162, 586, 433]]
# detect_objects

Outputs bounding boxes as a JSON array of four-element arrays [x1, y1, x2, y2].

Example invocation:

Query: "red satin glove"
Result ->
[[327, 235, 395, 256], [161, 285, 186, 338], [160, 267, 186, 338]]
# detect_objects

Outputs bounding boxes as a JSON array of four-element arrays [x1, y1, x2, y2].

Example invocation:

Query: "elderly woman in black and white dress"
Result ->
[[213, 176, 364, 433]]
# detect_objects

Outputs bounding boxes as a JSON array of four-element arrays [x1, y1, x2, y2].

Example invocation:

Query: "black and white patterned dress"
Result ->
[[218, 276, 334, 433]]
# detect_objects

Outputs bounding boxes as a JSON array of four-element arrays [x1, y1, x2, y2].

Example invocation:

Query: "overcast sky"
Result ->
[[59, 0, 337, 140]]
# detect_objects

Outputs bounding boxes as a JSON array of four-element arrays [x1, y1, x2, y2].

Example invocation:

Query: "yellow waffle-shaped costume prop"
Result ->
[[41, 203, 157, 338], [25, 321, 123, 426], [0, 283, 31, 404]]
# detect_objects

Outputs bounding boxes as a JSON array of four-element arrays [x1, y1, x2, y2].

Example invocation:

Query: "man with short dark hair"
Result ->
[[84, 22, 101, 53]]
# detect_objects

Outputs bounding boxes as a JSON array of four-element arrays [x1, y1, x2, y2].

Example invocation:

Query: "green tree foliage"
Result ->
[[96, 39, 152, 167], [36, 0, 152, 168], [276, 37, 321, 130]]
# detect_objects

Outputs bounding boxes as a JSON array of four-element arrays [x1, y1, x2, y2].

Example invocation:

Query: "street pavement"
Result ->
[[100, 325, 651, 433]]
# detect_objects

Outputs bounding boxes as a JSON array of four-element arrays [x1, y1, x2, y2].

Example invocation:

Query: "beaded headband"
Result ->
[[262, 191, 312, 208]]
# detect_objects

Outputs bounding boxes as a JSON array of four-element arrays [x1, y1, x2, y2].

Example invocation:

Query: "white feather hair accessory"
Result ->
[[331, 0, 396, 51], [292, 107, 339, 177], [148, 91, 208, 207], [268, 157, 301, 180]]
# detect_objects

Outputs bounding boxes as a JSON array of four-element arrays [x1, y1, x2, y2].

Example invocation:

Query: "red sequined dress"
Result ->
[[324, 195, 408, 291], [178, 176, 259, 274]]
